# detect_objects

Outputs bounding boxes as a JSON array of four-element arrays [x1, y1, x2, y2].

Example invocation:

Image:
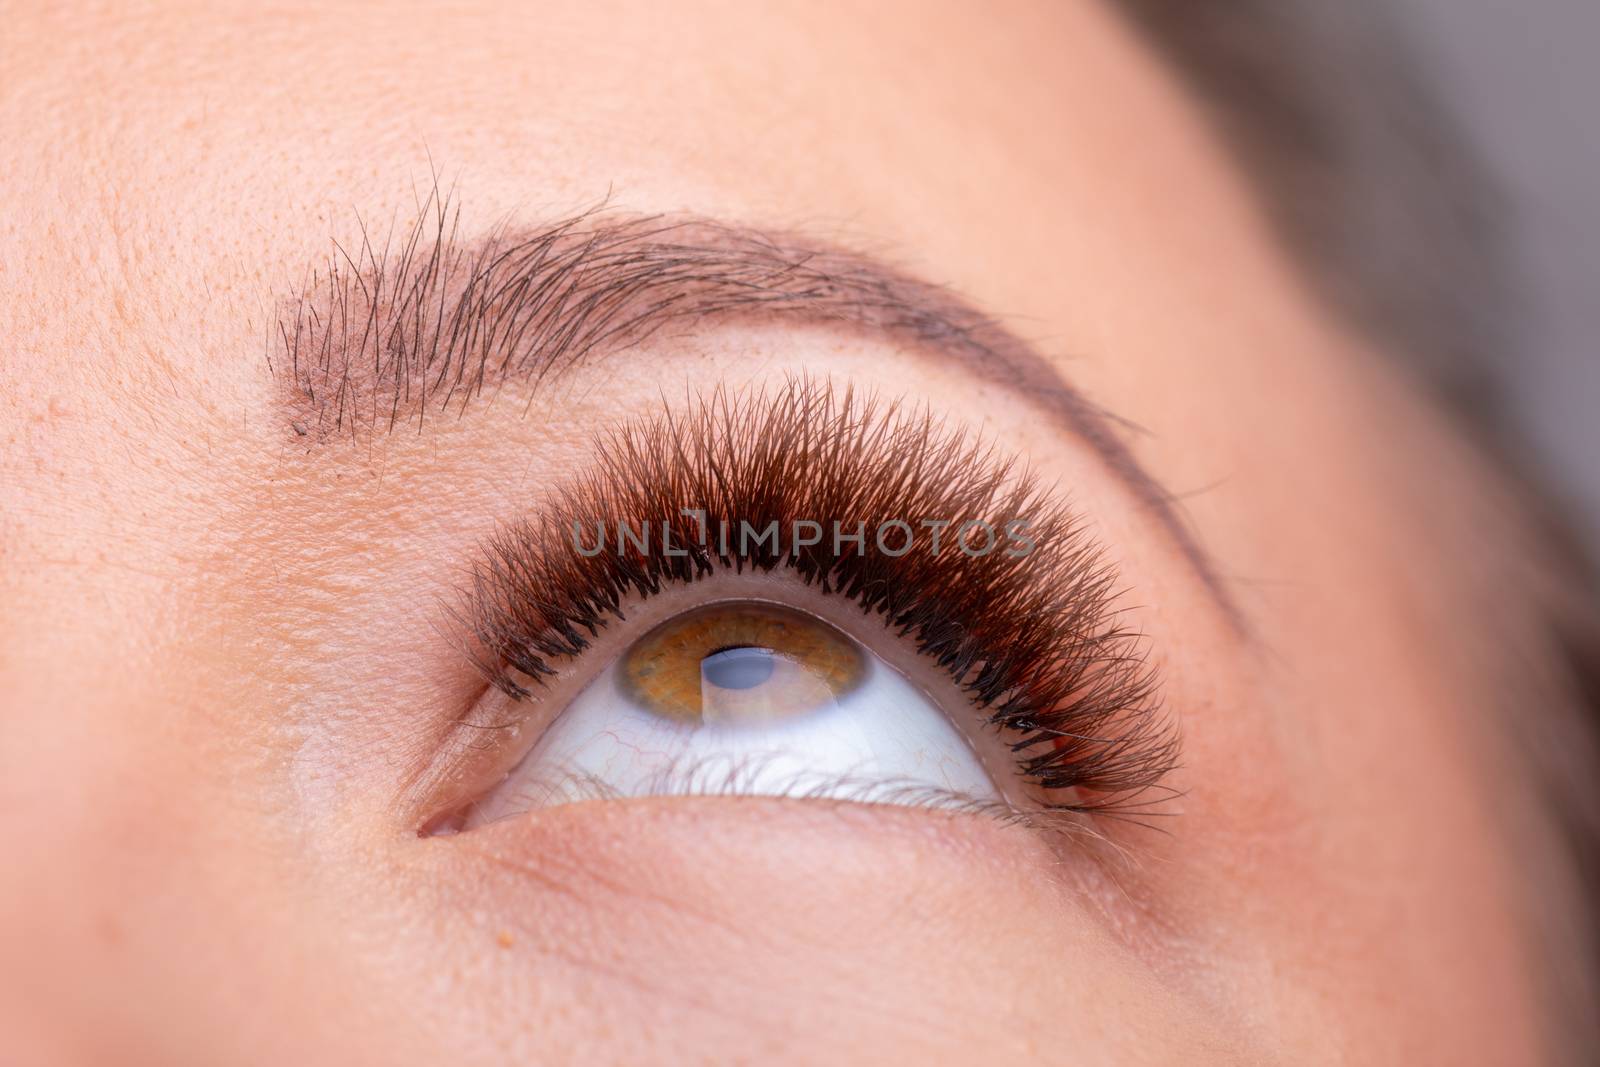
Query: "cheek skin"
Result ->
[[392, 798, 1243, 1065]]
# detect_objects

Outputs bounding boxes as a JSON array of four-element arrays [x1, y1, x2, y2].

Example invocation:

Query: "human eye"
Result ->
[[444, 597, 1009, 828], [415, 377, 1175, 836]]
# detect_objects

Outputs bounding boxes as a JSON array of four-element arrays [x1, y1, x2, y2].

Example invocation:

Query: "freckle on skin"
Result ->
[[496, 930, 514, 949]]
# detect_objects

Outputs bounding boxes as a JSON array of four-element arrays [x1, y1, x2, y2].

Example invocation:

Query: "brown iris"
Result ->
[[619, 601, 865, 725]]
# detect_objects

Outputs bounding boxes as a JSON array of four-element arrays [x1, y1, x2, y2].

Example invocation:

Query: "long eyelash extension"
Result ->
[[458, 377, 1179, 817]]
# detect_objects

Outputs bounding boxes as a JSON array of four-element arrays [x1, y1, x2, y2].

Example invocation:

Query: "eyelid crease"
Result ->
[[452, 376, 1180, 817]]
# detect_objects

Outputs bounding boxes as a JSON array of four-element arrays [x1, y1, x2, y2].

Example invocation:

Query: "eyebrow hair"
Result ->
[[272, 196, 1241, 625]]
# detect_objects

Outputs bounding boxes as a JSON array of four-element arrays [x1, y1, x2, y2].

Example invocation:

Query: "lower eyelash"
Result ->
[[456, 376, 1179, 817], [436, 750, 1033, 833]]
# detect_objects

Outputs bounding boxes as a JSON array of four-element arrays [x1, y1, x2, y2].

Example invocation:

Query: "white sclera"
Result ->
[[463, 642, 999, 825]]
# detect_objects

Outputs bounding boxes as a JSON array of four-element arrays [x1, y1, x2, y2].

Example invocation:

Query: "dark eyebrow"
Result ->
[[273, 198, 1242, 626]]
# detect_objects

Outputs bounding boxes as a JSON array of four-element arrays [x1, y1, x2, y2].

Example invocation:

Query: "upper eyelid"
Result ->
[[270, 186, 1241, 628]]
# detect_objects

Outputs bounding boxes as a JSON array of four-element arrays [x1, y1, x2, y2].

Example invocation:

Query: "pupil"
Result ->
[[701, 645, 776, 690]]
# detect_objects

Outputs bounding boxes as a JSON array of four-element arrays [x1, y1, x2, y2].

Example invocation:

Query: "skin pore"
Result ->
[[0, 2, 1559, 1063]]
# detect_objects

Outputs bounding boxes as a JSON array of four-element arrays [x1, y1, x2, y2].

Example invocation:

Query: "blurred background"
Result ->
[[1400, 0, 1600, 542]]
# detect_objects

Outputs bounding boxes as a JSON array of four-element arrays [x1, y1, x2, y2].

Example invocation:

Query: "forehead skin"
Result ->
[[0, 2, 1546, 1064]]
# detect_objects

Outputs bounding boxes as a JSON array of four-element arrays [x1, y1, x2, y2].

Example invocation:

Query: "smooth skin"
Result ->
[[0, 2, 1556, 1063]]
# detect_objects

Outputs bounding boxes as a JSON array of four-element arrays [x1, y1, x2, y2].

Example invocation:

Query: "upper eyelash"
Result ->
[[456, 376, 1179, 816]]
